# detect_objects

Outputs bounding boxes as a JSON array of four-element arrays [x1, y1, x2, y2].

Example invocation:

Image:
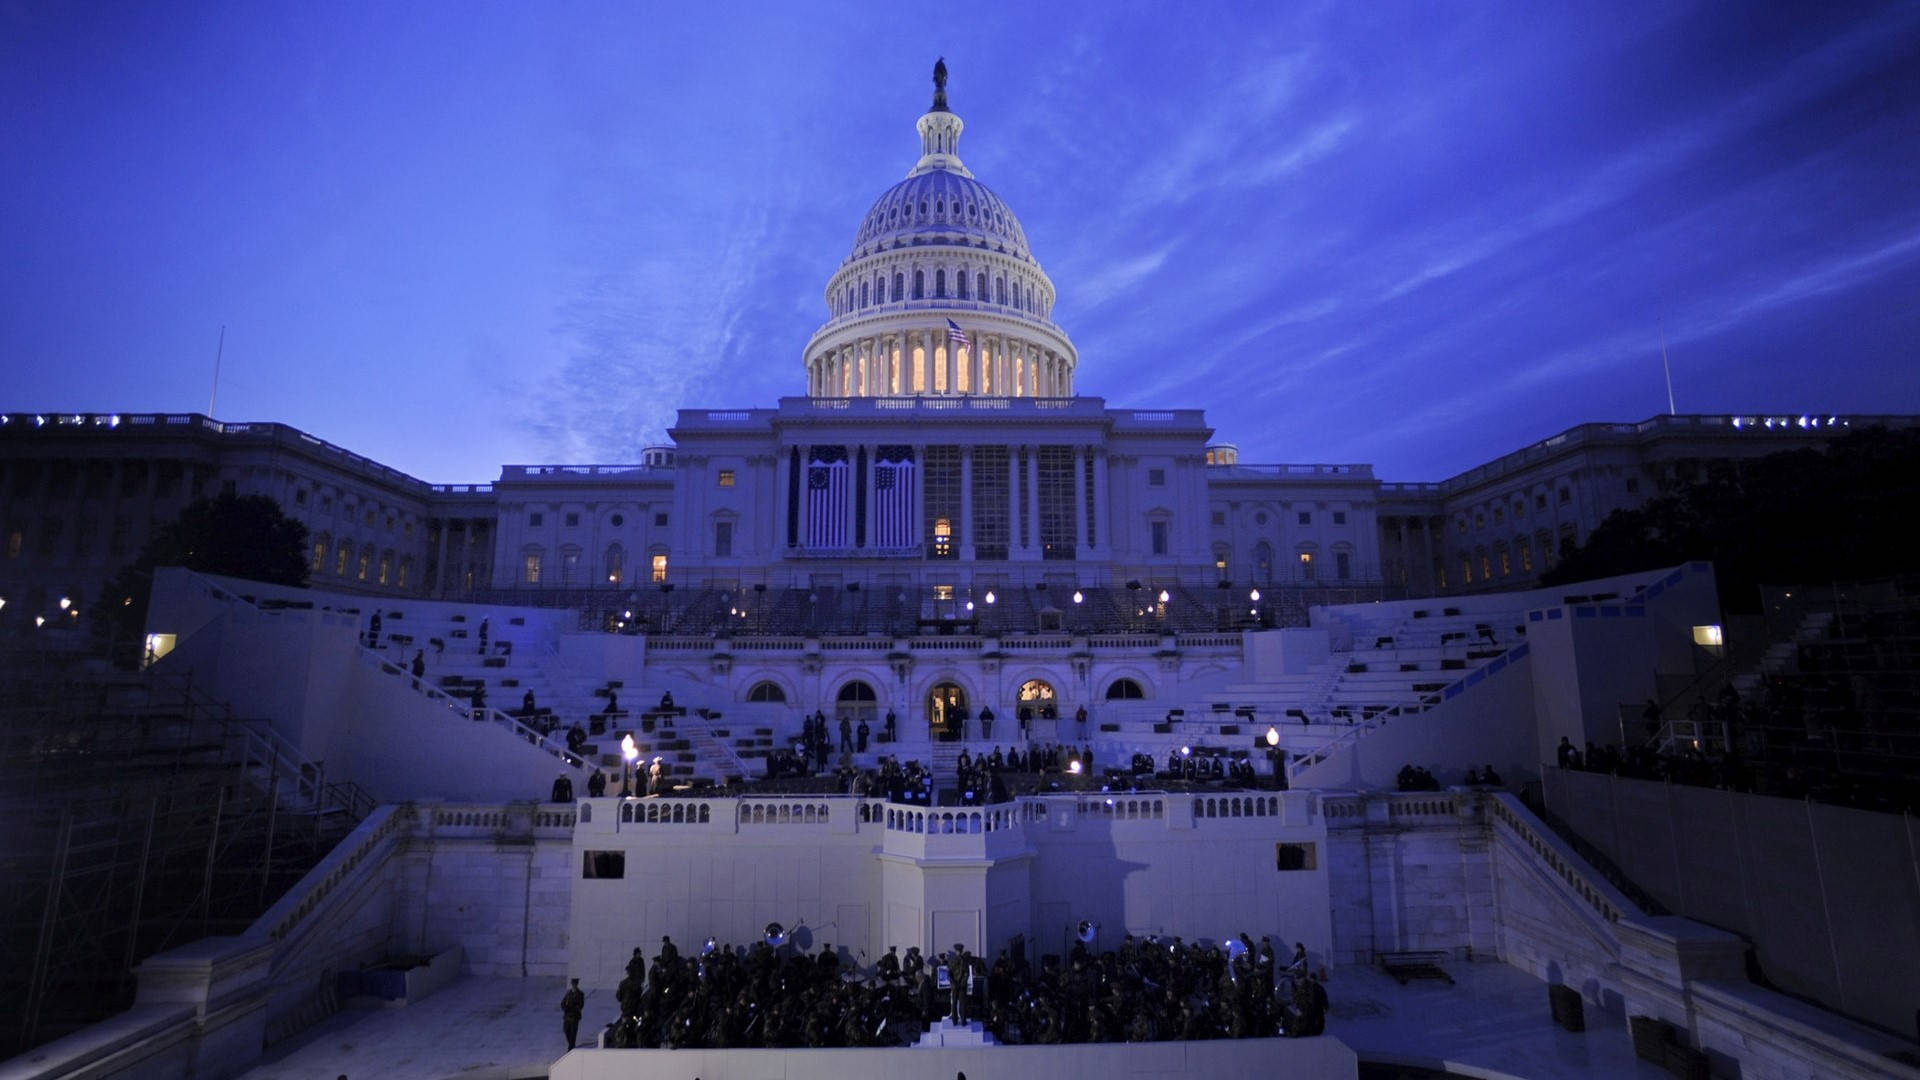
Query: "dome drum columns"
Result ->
[[807, 329, 1072, 399]]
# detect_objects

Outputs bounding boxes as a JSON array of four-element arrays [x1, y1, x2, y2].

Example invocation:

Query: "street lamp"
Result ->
[[1266, 725, 1285, 790], [621, 733, 638, 797]]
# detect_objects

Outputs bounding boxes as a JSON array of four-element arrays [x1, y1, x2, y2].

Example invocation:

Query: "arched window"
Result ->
[[977, 272, 988, 299], [913, 270, 925, 299], [605, 543, 625, 585], [995, 277, 1006, 305], [956, 270, 967, 299], [1253, 540, 1273, 585], [747, 681, 786, 702], [1105, 678, 1146, 700], [935, 269, 946, 298], [892, 273, 904, 302], [311, 535, 329, 574], [357, 545, 373, 581], [397, 556, 412, 588], [860, 281, 868, 307], [836, 680, 878, 727]]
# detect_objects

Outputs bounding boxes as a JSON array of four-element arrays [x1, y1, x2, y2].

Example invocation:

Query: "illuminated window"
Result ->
[[524, 553, 542, 584], [378, 554, 392, 585], [311, 539, 326, 572], [1480, 554, 1492, 579], [335, 544, 349, 576], [1298, 551, 1315, 580], [933, 516, 953, 557], [651, 554, 667, 582], [1497, 546, 1510, 576], [398, 558, 411, 588], [357, 549, 371, 581], [718, 470, 736, 487], [1519, 538, 1533, 572], [1460, 558, 1472, 584], [1693, 624, 1724, 647]]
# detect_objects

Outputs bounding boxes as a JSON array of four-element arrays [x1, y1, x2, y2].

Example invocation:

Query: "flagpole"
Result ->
[[208, 324, 226, 418], [1659, 320, 1675, 416]]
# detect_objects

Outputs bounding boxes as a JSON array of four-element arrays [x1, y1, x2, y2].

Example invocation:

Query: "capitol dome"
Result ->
[[848, 168, 1034, 266], [801, 61, 1077, 400]]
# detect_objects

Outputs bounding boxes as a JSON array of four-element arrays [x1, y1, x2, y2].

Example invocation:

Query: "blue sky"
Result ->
[[4, 1, 1917, 484]]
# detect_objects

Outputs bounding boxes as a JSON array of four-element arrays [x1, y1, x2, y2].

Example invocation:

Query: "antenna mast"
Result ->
[[1659, 320, 1675, 416], [208, 325, 226, 418]]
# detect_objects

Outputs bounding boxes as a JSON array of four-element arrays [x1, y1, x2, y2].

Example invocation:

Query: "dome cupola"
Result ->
[[801, 60, 1077, 399]]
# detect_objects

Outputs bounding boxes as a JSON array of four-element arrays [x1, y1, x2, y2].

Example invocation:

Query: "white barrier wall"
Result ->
[[567, 792, 1332, 989]]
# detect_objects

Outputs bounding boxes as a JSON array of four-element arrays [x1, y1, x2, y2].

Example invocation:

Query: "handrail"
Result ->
[[1484, 791, 1643, 928], [360, 649, 587, 775]]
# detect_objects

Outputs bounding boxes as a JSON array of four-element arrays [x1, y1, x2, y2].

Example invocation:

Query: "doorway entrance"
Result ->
[[1017, 678, 1058, 723], [928, 681, 968, 742]]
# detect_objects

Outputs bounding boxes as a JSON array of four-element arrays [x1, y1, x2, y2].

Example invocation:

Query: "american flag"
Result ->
[[806, 458, 849, 549], [874, 459, 916, 548], [946, 318, 969, 347]]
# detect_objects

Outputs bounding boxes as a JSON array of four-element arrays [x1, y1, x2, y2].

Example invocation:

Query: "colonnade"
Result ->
[[805, 328, 1073, 398]]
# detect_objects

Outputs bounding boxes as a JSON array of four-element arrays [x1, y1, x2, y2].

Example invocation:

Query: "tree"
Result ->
[[1543, 426, 1920, 611], [91, 493, 310, 667]]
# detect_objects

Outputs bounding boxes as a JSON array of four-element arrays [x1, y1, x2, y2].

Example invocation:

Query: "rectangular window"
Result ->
[[1492, 507, 1502, 525], [651, 553, 667, 582], [1298, 511, 1311, 526], [654, 512, 668, 527], [1335, 552, 1351, 581], [1083, 453, 1097, 549], [1474, 513, 1485, 529], [1480, 554, 1492, 579], [1519, 539, 1533, 572], [923, 445, 961, 561], [1148, 467, 1166, 487], [1211, 511, 1226, 526], [378, 555, 392, 585], [1460, 558, 1472, 584], [1275, 842, 1317, 871], [311, 541, 326, 573], [1558, 488, 1571, 505], [1036, 446, 1076, 560], [562, 550, 579, 582], [1150, 520, 1169, 555], [1626, 477, 1640, 494], [336, 545, 349, 576], [529, 512, 544, 527], [1333, 511, 1346, 526], [294, 488, 308, 506], [524, 554, 541, 584], [1535, 494, 1547, 510], [398, 559, 410, 588], [718, 469, 736, 487], [357, 550, 371, 581], [565, 512, 580, 527], [1498, 548, 1511, 576], [582, 851, 625, 879], [971, 446, 1009, 560], [715, 520, 733, 557]]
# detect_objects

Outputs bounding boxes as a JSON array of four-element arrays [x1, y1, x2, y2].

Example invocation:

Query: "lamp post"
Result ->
[[1266, 725, 1284, 790], [621, 733, 638, 797]]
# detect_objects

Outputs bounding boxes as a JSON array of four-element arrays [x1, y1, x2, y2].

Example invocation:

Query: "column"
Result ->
[[922, 328, 934, 395], [1072, 446, 1086, 553], [960, 446, 975, 560], [1007, 446, 1022, 554], [914, 443, 928, 551], [945, 337, 957, 394], [1092, 449, 1109, 556], [434, 519, 451, 597], [1025, 446, 1041, 554]]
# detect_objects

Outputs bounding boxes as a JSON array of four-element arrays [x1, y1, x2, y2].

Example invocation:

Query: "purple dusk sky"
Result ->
[[3, 2, 1917, 485]]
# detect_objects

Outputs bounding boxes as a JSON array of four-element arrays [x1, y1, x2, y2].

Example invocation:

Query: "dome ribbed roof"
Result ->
[[848, 170, 1033, 264]]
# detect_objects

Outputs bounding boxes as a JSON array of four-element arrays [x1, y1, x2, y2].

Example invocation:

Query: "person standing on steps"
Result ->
[[560, 977, 586, 1049]]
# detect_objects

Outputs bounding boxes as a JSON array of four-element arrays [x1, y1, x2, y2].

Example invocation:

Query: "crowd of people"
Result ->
[[587, 930, 1328, 1050]]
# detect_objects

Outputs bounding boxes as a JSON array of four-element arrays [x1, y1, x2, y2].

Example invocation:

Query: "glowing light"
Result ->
[[1072, 590, 1083, 604], [1180, 745, 1191, 756], [58, 596, 71, 610], [1249, 588, 1260, 602], [965, 601, 975, 612], [984, 590, 996, 605], [1158, 589, 1170, 603], [1067, 760, 1082, 774], [621, 734, 638, 761], [35, 616, 46, 627], [1266, 726, 1280, 746]]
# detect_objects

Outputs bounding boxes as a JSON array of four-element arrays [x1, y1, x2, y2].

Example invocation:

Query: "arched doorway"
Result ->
[[835, 680, 878, 727], [1017, 678, 1058, 721], [927, 681, 968, 742]]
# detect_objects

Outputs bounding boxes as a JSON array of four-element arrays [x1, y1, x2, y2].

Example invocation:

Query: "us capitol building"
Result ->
[[3, 64, 1915, 1080]]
